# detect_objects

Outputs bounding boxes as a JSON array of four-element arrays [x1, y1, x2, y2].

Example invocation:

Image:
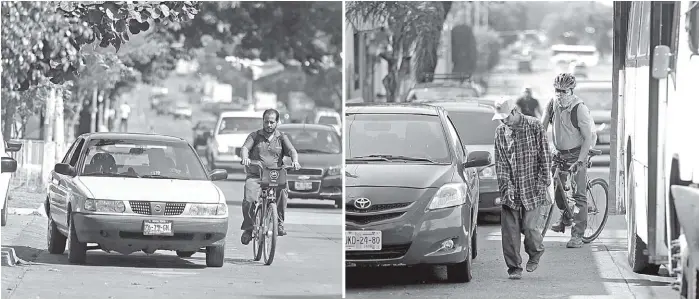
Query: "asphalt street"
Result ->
[[0, 87, 342, 298]]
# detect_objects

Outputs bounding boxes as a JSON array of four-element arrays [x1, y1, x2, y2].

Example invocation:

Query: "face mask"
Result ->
[[555, 91, 574, 108]]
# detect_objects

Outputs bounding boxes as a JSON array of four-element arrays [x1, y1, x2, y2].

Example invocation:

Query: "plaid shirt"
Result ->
[[494, 115, 552, 211]]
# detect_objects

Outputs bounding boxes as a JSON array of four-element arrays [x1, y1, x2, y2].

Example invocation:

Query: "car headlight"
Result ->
[[84, 199, 126, 213], [327, 165, 341, 176], [479, 165, 496, 179], [186, 203, 227, 216], [427, 183, 470, 210]]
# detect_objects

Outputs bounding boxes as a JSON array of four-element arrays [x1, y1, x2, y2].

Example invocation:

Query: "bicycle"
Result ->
[[541, 148, 610, 243], [247, 160, 294, 266]]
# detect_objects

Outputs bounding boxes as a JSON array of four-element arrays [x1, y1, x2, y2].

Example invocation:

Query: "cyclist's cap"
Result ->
[[492, 97, 515, 120]]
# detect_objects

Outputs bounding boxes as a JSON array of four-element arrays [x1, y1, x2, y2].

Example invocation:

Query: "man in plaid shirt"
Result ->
[[493, 97, 552, 280]]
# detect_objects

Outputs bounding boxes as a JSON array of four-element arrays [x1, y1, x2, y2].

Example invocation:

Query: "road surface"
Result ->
[[1, 86, 342, 298]]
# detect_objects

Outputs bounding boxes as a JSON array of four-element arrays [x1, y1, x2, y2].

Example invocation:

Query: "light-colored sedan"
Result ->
[[46, 133, 230, 267]]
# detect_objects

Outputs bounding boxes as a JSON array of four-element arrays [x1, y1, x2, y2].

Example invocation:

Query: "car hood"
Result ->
[[344, 163, 454, 188], [296, 153, 342, 168], [215, 133, 250, 146], [76, 177, 222, 203]]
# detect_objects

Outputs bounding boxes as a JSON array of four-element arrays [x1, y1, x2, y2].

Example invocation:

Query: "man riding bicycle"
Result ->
[[240, 109, 301, 245], [541, 73, 597, 248]]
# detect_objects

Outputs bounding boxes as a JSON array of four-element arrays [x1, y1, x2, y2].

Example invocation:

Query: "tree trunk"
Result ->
[[54, 87, 65, 162], [2, 101, 15, 141], [90, 88, 98, 133], [44, 89, 55, 142]]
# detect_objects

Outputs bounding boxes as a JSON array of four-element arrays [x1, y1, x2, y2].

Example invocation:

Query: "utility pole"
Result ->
[[90, 87, 98, 133]]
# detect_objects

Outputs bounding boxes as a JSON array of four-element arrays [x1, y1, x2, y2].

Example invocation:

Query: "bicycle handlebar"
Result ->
[[244, 160, 296, 171]]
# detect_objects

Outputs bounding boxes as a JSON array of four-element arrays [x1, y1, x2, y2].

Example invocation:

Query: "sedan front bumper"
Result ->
[[288, 174, 342, 200], [72, 213, 229, 255]]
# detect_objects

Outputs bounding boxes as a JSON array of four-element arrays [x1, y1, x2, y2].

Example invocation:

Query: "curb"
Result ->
[[0, 247, 26, 267]]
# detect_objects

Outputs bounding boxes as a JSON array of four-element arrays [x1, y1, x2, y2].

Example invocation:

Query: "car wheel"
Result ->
[[206, 243, 225, 267], [47, 217, 67, 254], [446, 240, 473, 283], [176, 250, 196, 258], [68, 213, 87, 264], [1, 197, 8, 227]]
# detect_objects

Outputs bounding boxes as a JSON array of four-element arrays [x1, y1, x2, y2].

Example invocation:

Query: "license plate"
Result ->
[[143, 220, 173, 236], [345, 231, 382, 251], [294, 181, 312, 190]]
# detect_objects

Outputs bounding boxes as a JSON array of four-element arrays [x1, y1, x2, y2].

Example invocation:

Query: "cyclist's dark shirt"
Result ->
[[242, 129, 294, 177], [516, 96, 540, 117]]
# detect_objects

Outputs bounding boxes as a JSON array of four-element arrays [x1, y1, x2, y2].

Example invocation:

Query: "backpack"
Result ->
[[547, 100, 582, 131]]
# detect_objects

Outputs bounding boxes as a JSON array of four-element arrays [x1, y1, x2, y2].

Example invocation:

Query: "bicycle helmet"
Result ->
[[553, 72, 576, 90]]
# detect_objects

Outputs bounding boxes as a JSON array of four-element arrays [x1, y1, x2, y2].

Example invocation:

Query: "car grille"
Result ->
[[345, 202, 411, 213], [129, 201, 187, 216], [288, 168, 323, 176], [346, 212, 405, 225], [346, 243, 412, 260]]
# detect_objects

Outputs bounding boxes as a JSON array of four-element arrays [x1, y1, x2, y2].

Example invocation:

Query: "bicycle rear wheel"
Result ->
[[252, 205, 264, 261], [582, 178, 610, 243], [541, 203, 556, 238], [263, 203, 278, 265]]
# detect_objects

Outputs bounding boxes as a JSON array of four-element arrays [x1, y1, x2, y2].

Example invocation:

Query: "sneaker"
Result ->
[[241, 230, 253, 245], [526, 250, 544, 272], [566, 236, 584, 248], [508, 268, 523, 280], [278, 223, 287, 236]]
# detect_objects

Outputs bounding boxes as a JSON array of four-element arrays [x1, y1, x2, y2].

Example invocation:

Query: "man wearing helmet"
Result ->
[[516, 86, 542, 118], [542, 73, 597, 248]]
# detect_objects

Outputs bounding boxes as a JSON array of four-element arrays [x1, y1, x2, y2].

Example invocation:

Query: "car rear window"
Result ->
[[318, 115, 339, 125], [280, 128, 341, 154], [447, 110, 500, 145], [80, 139, 208, 180], [345, 113, 451, 163], [408, 86, 479, 102], [218, 117, 260, 133]]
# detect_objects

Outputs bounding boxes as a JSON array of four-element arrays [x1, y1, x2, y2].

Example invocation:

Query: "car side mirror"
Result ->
[[54, 163, 76, 176], [463, 151, 492, 168], [5, 140, 22, 152], [210, 169, 228, 181], [1, 157, 18, 173]]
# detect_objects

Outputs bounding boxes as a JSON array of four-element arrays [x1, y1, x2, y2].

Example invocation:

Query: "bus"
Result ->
[[550, 44, 600, 67], [614, 2, 699, 297]]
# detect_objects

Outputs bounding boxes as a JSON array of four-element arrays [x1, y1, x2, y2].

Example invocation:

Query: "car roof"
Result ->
[[80, 132, 187, 144], [277, 124, 336, 132], [345, 103, 443, 115], [424, 100, 496, 113], [219, 110, 262, 118]]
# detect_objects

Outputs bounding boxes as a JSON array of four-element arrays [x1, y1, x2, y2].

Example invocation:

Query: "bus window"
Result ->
[[627, 3, 641, 60], [637, 2, 651, 58]]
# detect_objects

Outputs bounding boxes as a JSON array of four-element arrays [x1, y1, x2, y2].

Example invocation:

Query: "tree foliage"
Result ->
[[345, 1, 451, 102], [451, 24, 478, 74], [1, 1, 199, 91], [473, 26, 503, 73], [170, 1, 342, 75], [540, 2, 612, 46]]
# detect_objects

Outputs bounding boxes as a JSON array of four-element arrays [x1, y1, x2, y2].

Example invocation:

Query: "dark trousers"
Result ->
[[241, 177, 287, 231], [501, 204, 547, 271], [120, 118, 128, 132], [553, 149, 588, 237]]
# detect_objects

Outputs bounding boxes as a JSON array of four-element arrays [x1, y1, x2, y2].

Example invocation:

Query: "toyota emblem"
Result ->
[[270, 170, 279, 180], [354, 198, 371, 210], [154, 204, 162, 213]]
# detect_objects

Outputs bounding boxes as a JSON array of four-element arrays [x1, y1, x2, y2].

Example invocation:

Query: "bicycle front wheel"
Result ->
[[582, 178, 610, 243], [263, 203, 278, 265], [252, 204, 264, 261], [541, 203, 556, 238]]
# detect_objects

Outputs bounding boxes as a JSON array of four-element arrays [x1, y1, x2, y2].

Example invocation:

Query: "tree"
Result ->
[[540, 2, 613, 46], [1, 1, 199, 91], [346, 1, 452, 102], [171, 2, 342, 75], [473, 26, 503, 73], [451, 24, 478, 75]]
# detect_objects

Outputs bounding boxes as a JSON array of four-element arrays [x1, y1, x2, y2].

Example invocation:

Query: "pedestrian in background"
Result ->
[[516, 86, 542, 118], [119, 101, 131, 132], [492, 97, 552, 280]]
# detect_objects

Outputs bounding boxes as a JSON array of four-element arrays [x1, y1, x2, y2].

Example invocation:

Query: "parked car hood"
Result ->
[[77, 177, 222, 203], [345, 163, 453, 189]]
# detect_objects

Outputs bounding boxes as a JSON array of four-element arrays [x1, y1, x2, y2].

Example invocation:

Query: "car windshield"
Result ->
[[218, 117, 260, 133], [80, 139, 208, 180], [281, 128, 341, 154], [576, 88, 612, 111], [318, 115, 339, 125], [447, 110, 500, 145], [345, 113, 451, 164], [408, 87, 479, 102]]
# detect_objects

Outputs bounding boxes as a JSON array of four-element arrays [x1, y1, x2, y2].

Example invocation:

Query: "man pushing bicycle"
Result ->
[[541, 73, 598, 248]]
